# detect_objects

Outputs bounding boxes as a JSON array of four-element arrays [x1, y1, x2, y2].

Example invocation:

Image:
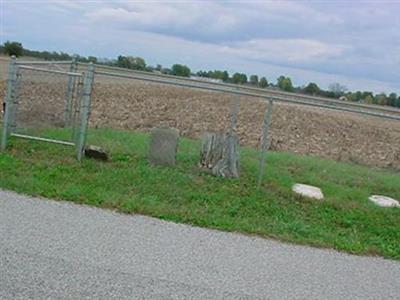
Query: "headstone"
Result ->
[[292, 184, 324, 200], [369, 195, 400, 208], [149, 127, 179, 167], [84, 145, 108, 161], [200, 132, 239, 178]]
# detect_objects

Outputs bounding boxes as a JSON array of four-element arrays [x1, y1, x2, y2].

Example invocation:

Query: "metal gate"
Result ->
[[1, 57, 94, 161]]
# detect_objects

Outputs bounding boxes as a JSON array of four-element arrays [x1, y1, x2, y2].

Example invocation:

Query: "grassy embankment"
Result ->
[[0, 127, 399, 259]]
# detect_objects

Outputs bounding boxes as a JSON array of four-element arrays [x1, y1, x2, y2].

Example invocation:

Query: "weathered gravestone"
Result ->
[[149, 127, 179, 167], [200, 132, 239, 178]]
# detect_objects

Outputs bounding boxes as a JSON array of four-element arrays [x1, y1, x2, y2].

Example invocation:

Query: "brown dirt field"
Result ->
[[89, 77, 400, 170], [1, 58, 399, 170]]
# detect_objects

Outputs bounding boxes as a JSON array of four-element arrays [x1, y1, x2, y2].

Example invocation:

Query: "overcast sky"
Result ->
[[2, 0, 400, 93]]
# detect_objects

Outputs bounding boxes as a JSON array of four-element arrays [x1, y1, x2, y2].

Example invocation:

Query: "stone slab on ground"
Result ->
[[84, 145, 109, 161], [292, 184, 324, 200], [149, 127, 179, 167], [369, 195, 400, 207]]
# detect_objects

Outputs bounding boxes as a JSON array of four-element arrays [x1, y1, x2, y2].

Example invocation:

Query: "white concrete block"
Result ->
[[369, 195, 400, 208], [292, 184, 324, 200]]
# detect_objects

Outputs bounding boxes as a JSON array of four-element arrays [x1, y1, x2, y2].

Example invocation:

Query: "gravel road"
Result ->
[[1, 189, 399, 299]]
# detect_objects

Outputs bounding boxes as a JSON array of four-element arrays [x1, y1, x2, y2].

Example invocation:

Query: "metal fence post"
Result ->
[[257, 100, 274, 188], [230, 88, 240, 135], [1, 56, 17, 151], [76, 63, 95, 162], [64, 57, 78, 127], [9, 66, 21, 134]]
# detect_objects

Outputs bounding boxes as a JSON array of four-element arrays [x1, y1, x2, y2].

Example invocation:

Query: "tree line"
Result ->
[[1, 41, 399, 108]]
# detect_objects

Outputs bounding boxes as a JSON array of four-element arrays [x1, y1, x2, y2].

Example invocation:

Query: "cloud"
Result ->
[[83, 1, 342, 43], [219, 39, 349, 63], [3, 0, 400, 93]]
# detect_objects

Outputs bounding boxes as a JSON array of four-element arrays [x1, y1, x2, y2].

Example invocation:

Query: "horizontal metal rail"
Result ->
[[11, 133, 75, 146], [79, 62, 400, 116], [18, 65, 82, 77], [95, 70, 400, 122], [16, 60, 73, 65]]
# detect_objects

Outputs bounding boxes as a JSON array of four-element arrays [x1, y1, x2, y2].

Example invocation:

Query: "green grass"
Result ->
[[1, 127, 399, 259]]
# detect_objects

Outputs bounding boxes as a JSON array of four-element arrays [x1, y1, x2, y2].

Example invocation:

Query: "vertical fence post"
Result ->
[[64, 57, 78, 127], [257, 99, 274, 188], [76, 63, 95, 162], [9, 65, 21, 134], [230, 89, 240, 135], [1, 56, 17, 151]]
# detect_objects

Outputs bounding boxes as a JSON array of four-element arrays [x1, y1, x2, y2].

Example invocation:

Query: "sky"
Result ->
[[1, 0, 400, 94]]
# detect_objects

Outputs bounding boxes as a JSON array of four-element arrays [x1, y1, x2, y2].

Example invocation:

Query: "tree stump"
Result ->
[[200, 132, 239, 178]]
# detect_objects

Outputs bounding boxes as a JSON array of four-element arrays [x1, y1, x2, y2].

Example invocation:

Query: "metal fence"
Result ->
[[1, 57, 94, 161], [2, 57, 400, 185]]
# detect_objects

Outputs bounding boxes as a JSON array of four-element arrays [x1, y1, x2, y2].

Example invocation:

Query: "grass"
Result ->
[[0, 127, 399, 259]]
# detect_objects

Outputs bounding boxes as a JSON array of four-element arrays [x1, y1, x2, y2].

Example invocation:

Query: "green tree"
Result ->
[[232, 73, 247, 84], [364, 95, 374, 104], [3, 41, 23, 57], [87, 56, 98, 63], [361, 91, 373, 99], [171, 64, 191, 77], [221, 70, 229, 82], [328, 82, 347, 97], [116, 55, 146, 70], [249, 75, 259, 86], [375, 93, 387, 106], [304, 82, 320, 95], [277, 76, 294, 92], [128, 56, 146, 70], [395, 97, 400, 108], [388, 93, 397, 107], [353, 91, 363, 102], [345, 92, 359, 102], [259, 77, 268, 88], [116, 55, 132, 69]]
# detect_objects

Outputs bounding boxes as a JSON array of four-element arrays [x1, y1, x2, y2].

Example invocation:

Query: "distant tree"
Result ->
[[232, 73, 247, 84], [304, 82, 320, 96], [328, 82, 347, 98], [388, 93, 397, 107], [3, 41, 23, 57], [87, 56, 98, 63], [129, 56, 146, 70], [249, 75, 259, 86], [171, 64, 191, 77], [353, 91, 363, 102], [221, 70, 229, 82], [364, 95, 374, 104], [198, 70, 229, 82], [277, 75, 294, 92], [116, 55, 146, 70], [196, 70, 208, 77], [161, 67, 171, 75], [395, 97, 400, 108], [116, 55, 131, 69], [259, 77, 268, 88], [155, 64, 162, 71], [345, 92, 359, 102], [145, 65, 155, 72], [375, 93, 387, 106]]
